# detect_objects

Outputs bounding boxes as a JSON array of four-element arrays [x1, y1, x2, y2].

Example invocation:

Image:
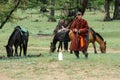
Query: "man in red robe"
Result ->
[[69, 12, 89, 58]]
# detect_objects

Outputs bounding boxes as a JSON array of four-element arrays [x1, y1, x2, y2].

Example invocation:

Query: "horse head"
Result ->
[[50, 42, 56, 52], [53, 19, 66, 34], [4, 45, 13, 57], [100, 41, 106, 53]]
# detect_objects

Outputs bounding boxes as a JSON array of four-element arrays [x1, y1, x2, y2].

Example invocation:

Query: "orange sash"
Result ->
[[69, 30, 86, 48], [79, 36, 85, 47]]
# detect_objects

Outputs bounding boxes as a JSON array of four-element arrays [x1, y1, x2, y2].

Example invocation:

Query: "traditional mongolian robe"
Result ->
[[69, 18, 89, 51]]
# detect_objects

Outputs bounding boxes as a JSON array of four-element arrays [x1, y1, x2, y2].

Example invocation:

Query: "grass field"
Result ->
[[0, 9, 120, 80]]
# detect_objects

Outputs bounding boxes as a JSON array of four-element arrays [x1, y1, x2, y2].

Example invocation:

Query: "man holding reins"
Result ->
[[69, 12, 89, 58]]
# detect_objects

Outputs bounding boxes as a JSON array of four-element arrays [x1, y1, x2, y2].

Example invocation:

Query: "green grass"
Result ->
[[0, 9, 120, 80], [0, 52, 120, 80]]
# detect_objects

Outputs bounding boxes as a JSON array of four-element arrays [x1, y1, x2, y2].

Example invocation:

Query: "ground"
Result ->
[[0, 45, 120, 80]]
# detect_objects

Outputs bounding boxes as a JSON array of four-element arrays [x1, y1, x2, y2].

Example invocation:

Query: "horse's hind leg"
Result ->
[[64, 41, 68, 51], [23, 44, 27, 56], [57, 42, 60, 52], [82, 50, 88, 59], [70, 50, 73, 54], [60, 42, 63, 51]]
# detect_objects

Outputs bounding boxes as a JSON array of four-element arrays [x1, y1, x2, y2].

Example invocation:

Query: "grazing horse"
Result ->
[[50, 31, 68, 52], [88, 28, 106, 53], [50, 28, 106, 54], [5, 26, 29, 57]]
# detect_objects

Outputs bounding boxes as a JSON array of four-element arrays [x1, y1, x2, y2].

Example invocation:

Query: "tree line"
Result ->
[[0, 0, 120, 28]]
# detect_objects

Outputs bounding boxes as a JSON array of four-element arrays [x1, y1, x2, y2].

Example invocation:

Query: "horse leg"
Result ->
[[57, 41, 62, 52], [64, 41, 68, 51], [70, 50, 73, 54], [14, 45, 18, 56], [82, 50, 88, 59], [23, 43, 28, 56], [61, 42, 63, 51], [19, 44, 22, 56], [64, 31, 70, 51], [92, 42, 97, 53], [57, 42, 60, 52], [74, 51, 79, 59]]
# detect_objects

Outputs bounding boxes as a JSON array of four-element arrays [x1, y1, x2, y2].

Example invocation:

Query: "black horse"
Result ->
[[5, 26, 29, 57], [50, 30, 70, 52]]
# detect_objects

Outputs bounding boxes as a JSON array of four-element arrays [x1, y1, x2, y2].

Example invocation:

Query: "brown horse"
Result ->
[[87, 28, 106, 53]]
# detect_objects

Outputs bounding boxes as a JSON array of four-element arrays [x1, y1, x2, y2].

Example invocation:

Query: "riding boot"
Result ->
[[85, 53, 88, 59], [82, 51, 88, 59], [74, 51, 79, 59]]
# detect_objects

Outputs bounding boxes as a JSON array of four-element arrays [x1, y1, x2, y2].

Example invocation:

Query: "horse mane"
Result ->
[[90, 28, 95, 33], [96, 32, 104, 41], [8, 28, 21, 44]]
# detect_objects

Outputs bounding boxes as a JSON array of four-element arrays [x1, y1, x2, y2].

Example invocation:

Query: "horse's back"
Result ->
[[88, 28, 96, 43], [54, 31, 66, 41]]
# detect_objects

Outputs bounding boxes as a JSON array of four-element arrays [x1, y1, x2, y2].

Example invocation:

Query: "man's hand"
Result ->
[[74, 29, 78, 32]]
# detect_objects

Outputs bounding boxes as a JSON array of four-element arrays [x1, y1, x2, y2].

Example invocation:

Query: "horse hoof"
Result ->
[[14, 54, 18, 56], [85, 55, 88, 59], [70, 51, 73, 54], [64, 50, 68, 52], [95, 52, 97, 54]]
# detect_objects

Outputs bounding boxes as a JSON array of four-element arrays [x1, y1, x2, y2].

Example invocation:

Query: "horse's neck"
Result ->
[[96, 35, 104, 46], [7, 33, 15, 46], [7, 29, 20, 46], [7, 40, 14, 46], [53, 37, 58, 46]]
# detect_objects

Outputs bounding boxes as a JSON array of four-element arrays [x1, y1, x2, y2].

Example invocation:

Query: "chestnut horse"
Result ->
[[88, 28, 106, 53]]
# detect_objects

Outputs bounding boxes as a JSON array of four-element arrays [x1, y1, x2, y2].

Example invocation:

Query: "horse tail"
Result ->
[[90, 28, 96, 40]]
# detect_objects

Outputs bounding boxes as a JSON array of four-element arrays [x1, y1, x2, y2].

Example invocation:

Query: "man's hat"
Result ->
[[76, 12, 82, 15]]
